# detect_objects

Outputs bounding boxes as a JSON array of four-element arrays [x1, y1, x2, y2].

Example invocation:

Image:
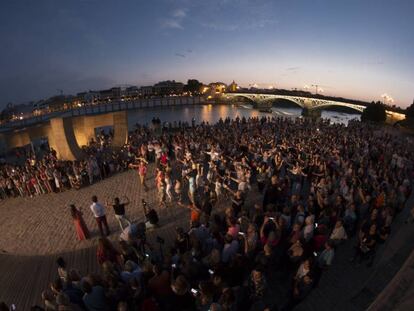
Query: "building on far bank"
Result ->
[[153, 80, 184, 96], [0, 102, 34, 121], [140, 86, 154, 96], [77, 91, 99, 104], [125, 86, 139, 99], [208, 82, 227, 94], [99, 87, 121, 101]]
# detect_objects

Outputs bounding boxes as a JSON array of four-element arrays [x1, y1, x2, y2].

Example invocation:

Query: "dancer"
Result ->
[[90, 195, 110, 236], [108, 196, 132, 231], [129, 157, 149, 191], [70, 204, 90, 241]]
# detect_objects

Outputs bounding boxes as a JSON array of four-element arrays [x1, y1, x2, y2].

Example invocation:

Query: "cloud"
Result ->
[[160, 8, 187, 30], [286, 67, 300, 71], [201, 17, 277, 31], [246, 18, 277, 29], [175, 53, 186, 58], [161, 19, 183, 29], [381, 93, 394, 103], [172, 9, 187, 18]]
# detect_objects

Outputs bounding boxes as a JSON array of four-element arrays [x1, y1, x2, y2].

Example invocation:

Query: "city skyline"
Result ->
[[1, 0, 413, 108]]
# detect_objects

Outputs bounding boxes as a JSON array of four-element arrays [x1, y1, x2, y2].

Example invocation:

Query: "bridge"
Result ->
[[224, 92, 366, 116]]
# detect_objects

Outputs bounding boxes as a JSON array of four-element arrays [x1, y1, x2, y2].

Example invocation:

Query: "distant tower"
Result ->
[[228, 80, 238, 92]]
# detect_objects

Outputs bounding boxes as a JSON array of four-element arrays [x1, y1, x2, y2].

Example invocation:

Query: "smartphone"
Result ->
[[145, 253, 150, 258], [171, 264, 176, 268], [269, 217, 275, 221], [208, 269, 214, 275], [313, 252, 318, 257], [191, 288, 198, 295], [10, 305, 16, 311], [238, 232, 245, 236], [315, 223, 318, 228]]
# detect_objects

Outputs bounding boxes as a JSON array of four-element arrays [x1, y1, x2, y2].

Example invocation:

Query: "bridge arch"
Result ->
[[226, 94, 305, 110], [266, 98, 304, 110], [226, 94, 260, 107], [310, 102, 363, 114]]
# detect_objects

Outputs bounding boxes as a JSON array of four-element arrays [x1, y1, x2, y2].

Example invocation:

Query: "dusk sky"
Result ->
[[1, 0, 413, 108]]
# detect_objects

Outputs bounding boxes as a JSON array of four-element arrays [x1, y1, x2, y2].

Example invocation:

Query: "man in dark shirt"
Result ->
[[201, 185, 213, 219], [109, 196, 132, 231], [263, 175, 282, 210], [142, 199, 159, 228]]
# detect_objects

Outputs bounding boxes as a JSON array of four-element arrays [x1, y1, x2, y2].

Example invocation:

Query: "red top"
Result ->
[[312, 234, 328, 252], [138, 164, 147, 176], [160, 153, 168, 165]]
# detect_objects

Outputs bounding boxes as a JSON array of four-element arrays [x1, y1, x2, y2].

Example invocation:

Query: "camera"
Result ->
[[156, 236, 165, 244]]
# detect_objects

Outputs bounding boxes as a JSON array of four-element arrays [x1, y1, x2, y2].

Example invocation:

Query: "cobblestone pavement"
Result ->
[[0, 166, 189, 256], [0, 165, 193, 309]]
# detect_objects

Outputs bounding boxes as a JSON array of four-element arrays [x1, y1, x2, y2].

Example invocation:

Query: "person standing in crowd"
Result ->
[[70, 204, 90, 241], [108, 196, 132, 231], [96, 237, 120, 266], [129, 157, 149, 192], [90, 195, 110, 237]]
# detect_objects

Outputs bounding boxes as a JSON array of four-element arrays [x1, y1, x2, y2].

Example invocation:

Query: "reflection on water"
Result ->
[[321, 110, 361, 124], [127, 104, 360, 130]]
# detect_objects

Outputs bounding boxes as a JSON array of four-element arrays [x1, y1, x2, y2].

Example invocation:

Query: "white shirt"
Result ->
[[330, 226, 348, 240], [206, 151, 219, 161], [238, 181, 250, 192], [296, 263, 310, 279], [90, 202, 105, 218]]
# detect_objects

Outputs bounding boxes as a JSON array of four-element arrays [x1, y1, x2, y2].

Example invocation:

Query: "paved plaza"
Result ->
[[0, 166, 189, 256], [0, 166, 192, 309]]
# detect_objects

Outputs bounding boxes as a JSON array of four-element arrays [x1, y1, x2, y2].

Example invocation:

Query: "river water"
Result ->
[[126, 104, 360, 130]]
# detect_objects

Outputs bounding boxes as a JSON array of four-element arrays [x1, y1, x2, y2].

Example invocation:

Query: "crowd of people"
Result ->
[[1, 116, 413, 311], [0, 130, 132, 199]]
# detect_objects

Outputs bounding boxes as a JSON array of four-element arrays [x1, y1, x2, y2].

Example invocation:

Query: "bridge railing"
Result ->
[[68, 96, 201, 116]]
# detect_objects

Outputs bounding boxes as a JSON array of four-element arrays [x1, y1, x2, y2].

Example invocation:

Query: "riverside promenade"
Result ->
[[0, 162, 413, 310]]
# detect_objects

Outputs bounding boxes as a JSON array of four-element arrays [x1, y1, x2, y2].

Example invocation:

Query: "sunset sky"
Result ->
[[0, 0, 413, 107]]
